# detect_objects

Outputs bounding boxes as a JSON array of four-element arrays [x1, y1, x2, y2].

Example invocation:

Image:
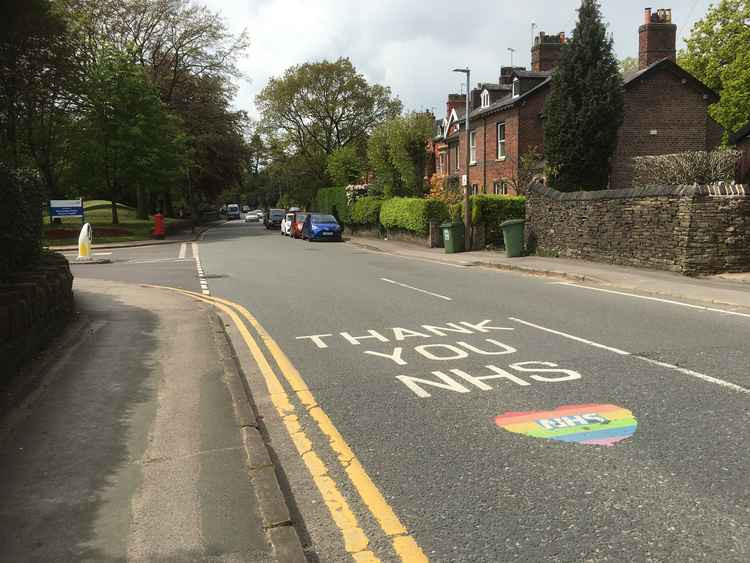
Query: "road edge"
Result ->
[[208, 310, 307, 563]]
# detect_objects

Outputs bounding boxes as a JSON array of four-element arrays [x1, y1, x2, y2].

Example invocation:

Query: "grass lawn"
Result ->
[[43, 201, 181, 246]]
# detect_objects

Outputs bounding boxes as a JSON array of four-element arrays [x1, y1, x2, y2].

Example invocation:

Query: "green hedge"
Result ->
[[452, 195, 526, 246], [379, 197, 449, 236], [315, 186, 349, 224], [0, 166, 44, 280], [349, 196, 383, 226]]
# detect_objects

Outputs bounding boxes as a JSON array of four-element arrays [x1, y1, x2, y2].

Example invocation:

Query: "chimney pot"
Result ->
[[644, 7, 652, 24]]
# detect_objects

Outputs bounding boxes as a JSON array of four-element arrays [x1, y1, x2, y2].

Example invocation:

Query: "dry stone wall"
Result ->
[[525, 182, 750, 275]]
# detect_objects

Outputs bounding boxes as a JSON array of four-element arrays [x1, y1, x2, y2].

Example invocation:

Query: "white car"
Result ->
[[281, 212, 295, 236], [244, 212, 260, 222]]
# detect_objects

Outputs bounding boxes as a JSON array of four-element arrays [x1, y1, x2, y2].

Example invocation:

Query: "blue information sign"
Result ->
[[50, 199, 84, 218]]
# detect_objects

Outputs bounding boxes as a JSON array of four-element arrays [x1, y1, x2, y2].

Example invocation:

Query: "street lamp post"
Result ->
[[452, 67, 471, 248]]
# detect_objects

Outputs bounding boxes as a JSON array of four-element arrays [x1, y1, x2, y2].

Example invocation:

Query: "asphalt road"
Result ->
[[73, 220, 750, 561]]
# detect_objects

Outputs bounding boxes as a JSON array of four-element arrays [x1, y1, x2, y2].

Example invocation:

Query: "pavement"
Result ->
[[0, 277, 304, 562], [14, 219, 750, 561], [347, 235, 750, 311]]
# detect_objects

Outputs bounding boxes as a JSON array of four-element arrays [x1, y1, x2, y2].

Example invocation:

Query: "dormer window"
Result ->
[[512, 78, 520, 98], [481, 89, 490, 108]]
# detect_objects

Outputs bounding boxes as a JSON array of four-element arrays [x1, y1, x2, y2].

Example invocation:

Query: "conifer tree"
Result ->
[[543, 0, 624, 191]]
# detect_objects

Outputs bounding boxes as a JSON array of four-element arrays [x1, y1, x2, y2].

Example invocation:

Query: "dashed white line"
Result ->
[[178, 243, 187, 259], [508, 317, 750, 395], [192, 242, 210, 295], [552, 282, 750, 319], [380, 278, 452, 301]]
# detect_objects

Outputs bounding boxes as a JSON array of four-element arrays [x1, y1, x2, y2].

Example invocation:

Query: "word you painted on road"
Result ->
[[296, 320, 583, 399], [495, 404, 637, 446]]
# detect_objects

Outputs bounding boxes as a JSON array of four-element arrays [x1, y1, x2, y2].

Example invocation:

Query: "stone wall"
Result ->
[[525, 182, 750, 275], [1, 253, 75, 381]]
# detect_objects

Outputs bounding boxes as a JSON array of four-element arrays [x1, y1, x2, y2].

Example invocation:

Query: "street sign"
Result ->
[[50, 199, 84, 218]]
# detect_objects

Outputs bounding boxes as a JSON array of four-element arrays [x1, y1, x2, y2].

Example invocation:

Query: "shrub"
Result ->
[[0, 166, 44, 280], [379, 197, 449, 235], [632, 150, 741, 186], [349, 196, 383, 226], [315, 186, 349, 224]]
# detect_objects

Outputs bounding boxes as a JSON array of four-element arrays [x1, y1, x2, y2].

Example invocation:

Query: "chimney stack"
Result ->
[[531, 32, 566, 72], [446, 94, 465, 118], [639, 7, 676, 69]]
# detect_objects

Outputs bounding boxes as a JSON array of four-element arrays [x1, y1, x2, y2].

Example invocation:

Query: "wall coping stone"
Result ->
[[527, 181, 748, 200]]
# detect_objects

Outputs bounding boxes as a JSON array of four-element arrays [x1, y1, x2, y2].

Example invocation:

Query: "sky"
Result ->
[[201, 0, 715, 119]]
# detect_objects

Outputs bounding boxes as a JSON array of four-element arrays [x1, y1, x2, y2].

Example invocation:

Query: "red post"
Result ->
[[153, 213, 166, 239]]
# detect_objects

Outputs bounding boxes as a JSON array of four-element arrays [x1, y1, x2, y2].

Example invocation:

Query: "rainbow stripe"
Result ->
[[495, 404, 637, 446]]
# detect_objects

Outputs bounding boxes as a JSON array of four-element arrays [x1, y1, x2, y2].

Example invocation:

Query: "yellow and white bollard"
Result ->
[[77, 223, 93, 261]]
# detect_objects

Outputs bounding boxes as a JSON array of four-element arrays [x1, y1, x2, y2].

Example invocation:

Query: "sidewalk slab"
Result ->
[[0, 278, 301, 561], [347, 236, 750, 311]]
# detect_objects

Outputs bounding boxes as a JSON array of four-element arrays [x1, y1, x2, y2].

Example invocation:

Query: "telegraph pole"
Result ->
[[452, 67, 472, 248]]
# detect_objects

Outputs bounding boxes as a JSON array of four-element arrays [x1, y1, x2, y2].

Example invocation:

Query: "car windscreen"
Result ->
[[227, 205, 239, 212], [295, 213, 307, 222], [270, 211, 284, 218], [286, 214, 294, 220], [311, 214, 337, 223]]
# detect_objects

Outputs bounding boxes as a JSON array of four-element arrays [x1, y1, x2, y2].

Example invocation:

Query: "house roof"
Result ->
[[468, 76, 552, 119], [513, 70, 554, 79], [730, 121, 750, 145], [623, 58, 718, 102]]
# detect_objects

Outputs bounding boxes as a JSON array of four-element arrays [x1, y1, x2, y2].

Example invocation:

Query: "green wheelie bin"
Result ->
[[500, 219, 525, 258], [441, 222, 465, 254]]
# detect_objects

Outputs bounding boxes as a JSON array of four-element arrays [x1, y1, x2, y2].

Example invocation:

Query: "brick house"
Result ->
[[429, 7, 721, 194]]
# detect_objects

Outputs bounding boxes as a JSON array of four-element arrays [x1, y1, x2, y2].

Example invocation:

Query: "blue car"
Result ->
[[302, 213, 342, 241]]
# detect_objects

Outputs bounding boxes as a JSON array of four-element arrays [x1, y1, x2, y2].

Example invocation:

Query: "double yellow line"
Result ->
[[145, 285, 427, 563]]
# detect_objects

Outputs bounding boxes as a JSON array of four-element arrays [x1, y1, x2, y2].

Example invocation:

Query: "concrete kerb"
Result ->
[[208, 311, 306, 562], [47, 222, 222, 252]]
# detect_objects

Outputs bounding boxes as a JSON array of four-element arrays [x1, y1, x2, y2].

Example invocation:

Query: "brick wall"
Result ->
[[612, 68, 717, 188], [525, 182, 750, 275]]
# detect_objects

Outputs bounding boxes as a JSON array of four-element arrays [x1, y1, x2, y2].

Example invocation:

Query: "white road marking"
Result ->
[[380, 278, 452, 301], [192, 242, 210, 296], [508, 317, 630, 355], [508, 317, 750, 395], [553, 282, 750, 319], [178, 243, 186, 259], [93, 252, 112, 256], [126, 258, 194, 265]]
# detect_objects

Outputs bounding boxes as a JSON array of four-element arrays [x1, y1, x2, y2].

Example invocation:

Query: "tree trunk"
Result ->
[[136, 185, 149, 220], [111, 198, 119, 225], [164, 188, 174, 217]]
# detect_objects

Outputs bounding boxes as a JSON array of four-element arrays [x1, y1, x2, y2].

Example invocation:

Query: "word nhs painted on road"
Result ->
[[297, 319, 584, 399], [536, 413, 606, 430]]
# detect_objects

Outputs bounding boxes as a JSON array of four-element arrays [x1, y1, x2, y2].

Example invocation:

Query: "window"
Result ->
[[470, 184, 479, 196], [497, 122, 506, 159], [512, 78, 520, 98], [481, 89, 490, 108], [469, 131, 477, 164], [438, 153, 445, 174], [454, 144, 460, 171], [493, 180, 509, 195]]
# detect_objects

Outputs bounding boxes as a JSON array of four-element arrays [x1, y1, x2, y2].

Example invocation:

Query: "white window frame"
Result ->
[[512, 78, 520, 98], [469, 130, 477, 164], [438, 153, 445, 174], [471, 184, 479, 196], [497, 122, 506, 160], [493, 180, 508, 195], [481, 89, 490, 108]]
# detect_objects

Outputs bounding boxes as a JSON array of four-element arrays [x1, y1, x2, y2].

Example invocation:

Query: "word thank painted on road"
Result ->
[[495, 404, 637, 446]]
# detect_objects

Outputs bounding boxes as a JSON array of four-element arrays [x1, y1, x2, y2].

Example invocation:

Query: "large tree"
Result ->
[[543, 0, 624, 191], [680, 0, 750, 136], [256, 58, 402, 185]]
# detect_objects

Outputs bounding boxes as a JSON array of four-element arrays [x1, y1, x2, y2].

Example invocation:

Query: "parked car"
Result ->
[[242, 205, 250, 213], [302, 213, 342, 241], [291, 212, 308, 238], [244, 211, 260, 222], [265, 208, 285, 229], [281, 212, 296, 236], [226, 203, 241, 220]]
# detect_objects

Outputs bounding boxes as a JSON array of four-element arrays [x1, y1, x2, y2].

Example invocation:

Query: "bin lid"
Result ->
[[440, 221, 463, 228], [500, 218, 525, 227]]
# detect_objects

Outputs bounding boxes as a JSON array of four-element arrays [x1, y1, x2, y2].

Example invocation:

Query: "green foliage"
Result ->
[[349, 196, 383, 226], [632, 150, 741, 186], [327, 145, 365, 185], [367, 112, 434, 197], [619, 57, 638, 75], [379, 197, 448, 235], [450, 195, 526, 245], [315, 186, 350, 224], [543, 0, 624, 191], [680, 0, 750, 136], [0, 166, 43, 279]]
